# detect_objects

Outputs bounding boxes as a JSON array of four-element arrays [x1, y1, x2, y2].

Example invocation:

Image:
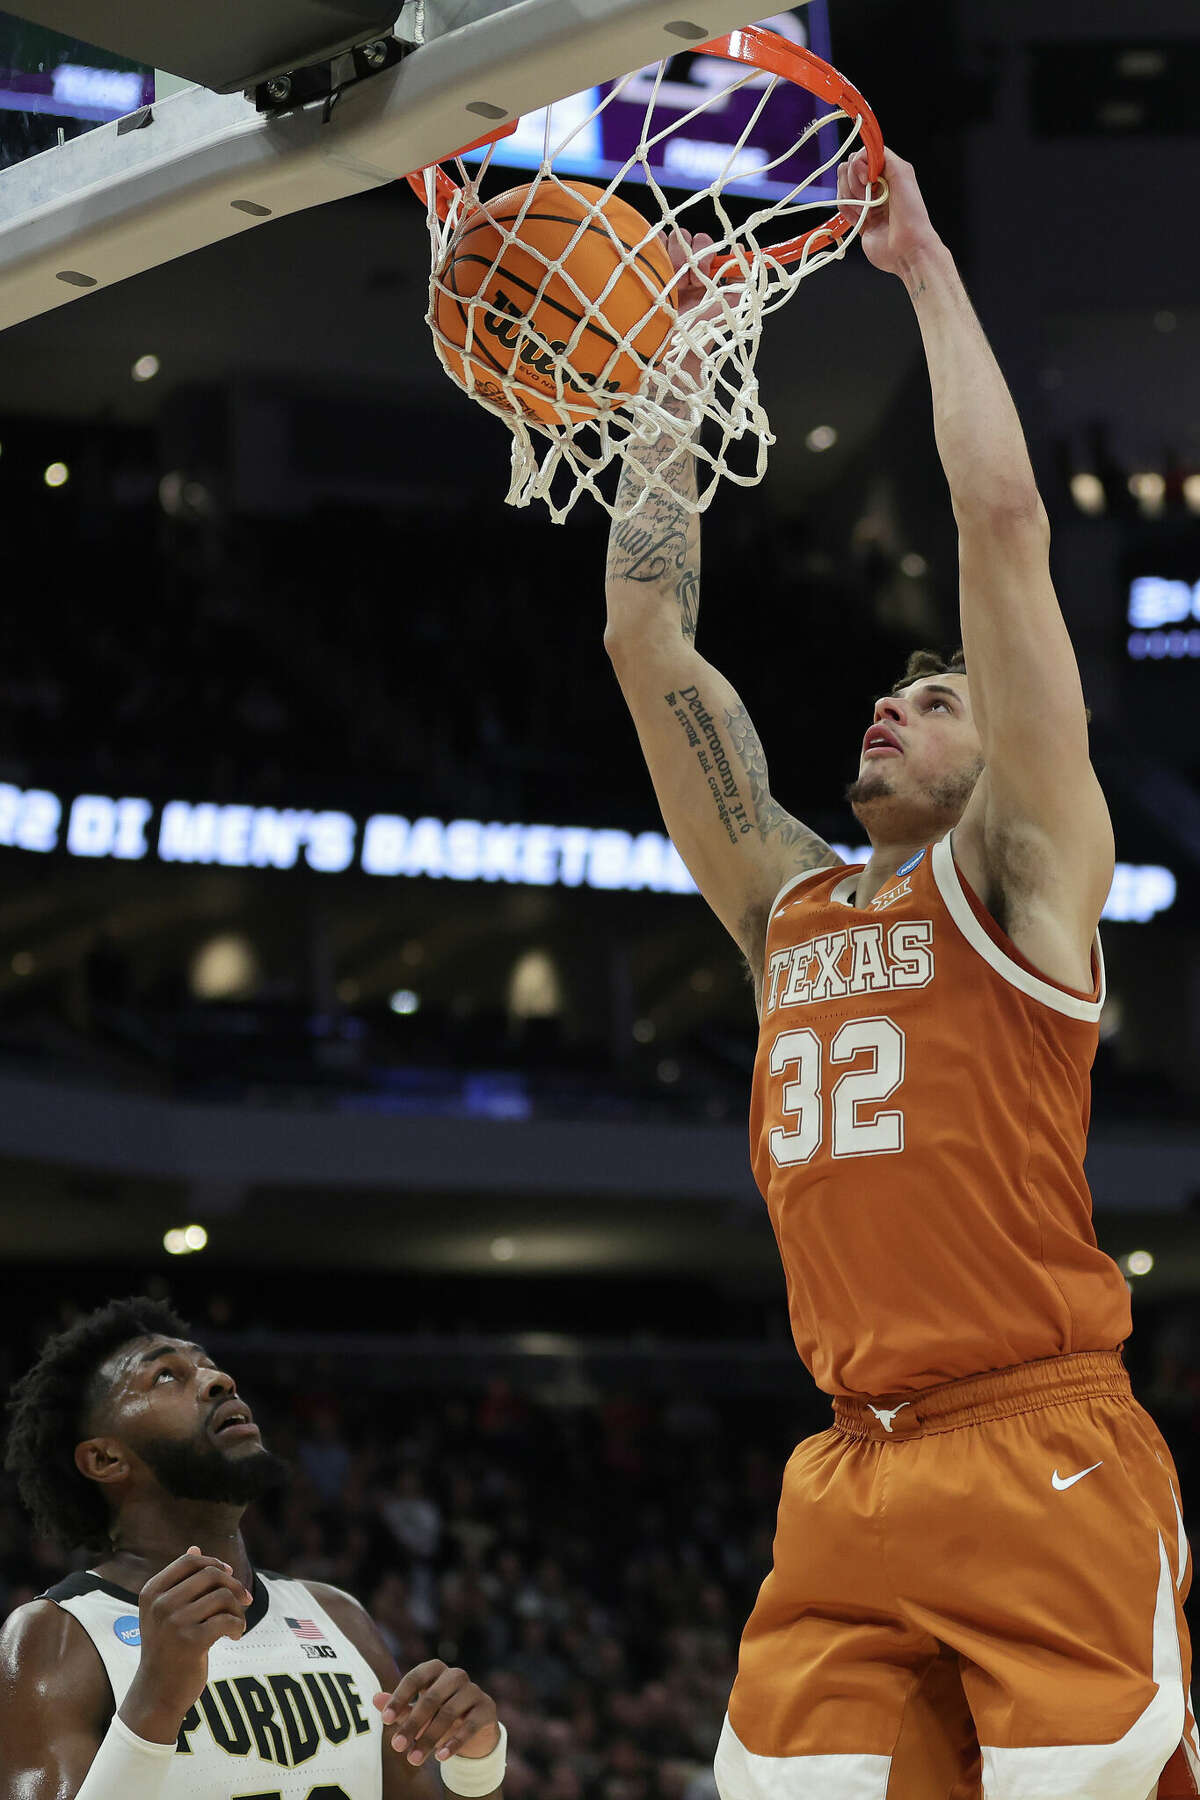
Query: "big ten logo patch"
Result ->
[[870, 877, 912, 912], [286, 1617, 338, 1660]]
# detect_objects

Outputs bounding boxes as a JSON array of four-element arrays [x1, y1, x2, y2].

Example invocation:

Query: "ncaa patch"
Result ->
[[897, 849, 927, 878], [113, 1615, 141, 1646]]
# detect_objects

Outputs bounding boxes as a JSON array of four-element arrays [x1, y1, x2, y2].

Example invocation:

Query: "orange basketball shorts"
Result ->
[[715, 1351, 1198, 1800]]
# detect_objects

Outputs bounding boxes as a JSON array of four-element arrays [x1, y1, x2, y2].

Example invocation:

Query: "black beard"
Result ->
[[138, 1432, 289, 1507]]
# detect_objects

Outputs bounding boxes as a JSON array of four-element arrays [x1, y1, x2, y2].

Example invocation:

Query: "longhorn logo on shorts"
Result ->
[[868, 1403, 910, 1433]]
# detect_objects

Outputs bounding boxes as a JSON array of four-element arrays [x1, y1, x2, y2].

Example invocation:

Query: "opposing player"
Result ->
[[604, 151, 1196, 1800], [0, 1296, 508, 1800]]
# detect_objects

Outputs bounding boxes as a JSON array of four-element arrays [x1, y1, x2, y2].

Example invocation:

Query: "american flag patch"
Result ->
[[285, 1617, 326, 1641]]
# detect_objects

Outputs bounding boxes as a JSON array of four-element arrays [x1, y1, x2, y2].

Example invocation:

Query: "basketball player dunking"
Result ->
[[0, 1296, 508, 1800], [604, 150, 1196, 1800]]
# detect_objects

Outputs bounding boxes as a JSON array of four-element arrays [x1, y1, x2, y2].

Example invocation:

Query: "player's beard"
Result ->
[[845, 759, 983, 824], [845, 769, 896, 808], [136, 1430, 289, 1506]]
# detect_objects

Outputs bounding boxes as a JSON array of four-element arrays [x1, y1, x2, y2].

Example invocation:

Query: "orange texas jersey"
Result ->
[[748, 834, 1132, 1399]]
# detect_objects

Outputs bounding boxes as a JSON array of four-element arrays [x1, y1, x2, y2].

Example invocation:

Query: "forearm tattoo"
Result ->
[[658, 685, 834, 868], [721, 702, 831, 857], [606, 403, 700, 643], [663, 682, 750, 845]]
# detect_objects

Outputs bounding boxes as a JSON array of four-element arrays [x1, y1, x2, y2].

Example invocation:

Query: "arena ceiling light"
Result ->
[[507, 948, 561, 1018], [190, 932, 259, 1000], [1127, 471, 1166, 517], [1069, 472, 1106, 515], [163, 1223, 209, 1255]]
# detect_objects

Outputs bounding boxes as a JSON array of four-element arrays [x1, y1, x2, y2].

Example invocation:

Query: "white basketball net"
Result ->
[[417, 41, 884, 523]]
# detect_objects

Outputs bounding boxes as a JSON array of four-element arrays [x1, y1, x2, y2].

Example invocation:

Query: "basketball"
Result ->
[[432, 179, 677, 424]]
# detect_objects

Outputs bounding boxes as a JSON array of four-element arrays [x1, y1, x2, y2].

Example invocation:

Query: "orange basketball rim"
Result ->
[[405, 27, 887, 274]]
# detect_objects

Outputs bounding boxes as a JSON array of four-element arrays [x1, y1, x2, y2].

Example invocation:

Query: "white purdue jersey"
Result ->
[[44, 1568, 383, 1800]]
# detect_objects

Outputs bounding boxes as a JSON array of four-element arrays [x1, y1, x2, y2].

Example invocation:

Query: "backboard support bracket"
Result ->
[[250, 33, 409, 118]]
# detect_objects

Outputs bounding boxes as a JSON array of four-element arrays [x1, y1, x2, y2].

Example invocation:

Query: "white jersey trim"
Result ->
[[828, 871, 861, 909], [980, 1535, 1187, 1800], [931, 835, 1105, 1023], [768, 858, 852, 924]]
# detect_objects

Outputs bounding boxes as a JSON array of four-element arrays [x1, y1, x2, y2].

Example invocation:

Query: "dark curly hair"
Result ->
[[890, 646, 966, 693], [4, 1295, 189, 1550]]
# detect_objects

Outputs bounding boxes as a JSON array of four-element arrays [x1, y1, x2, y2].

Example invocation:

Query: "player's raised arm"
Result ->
[[604, 231, 841, 981], [838, 150, 1113, 971]]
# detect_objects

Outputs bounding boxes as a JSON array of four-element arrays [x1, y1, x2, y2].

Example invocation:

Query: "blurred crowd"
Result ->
[[4, 1308, 1200, 1800], [0, 471, 856, 824]]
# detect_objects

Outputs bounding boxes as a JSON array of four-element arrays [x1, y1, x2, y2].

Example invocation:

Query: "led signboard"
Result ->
[[0, 13, 151, 130], [1126, 575, 1200, 660], [0, 781, 1178, 923]]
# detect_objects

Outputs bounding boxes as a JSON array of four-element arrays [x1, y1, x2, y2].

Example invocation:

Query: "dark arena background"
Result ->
[[0, 2, 1197, 1795]]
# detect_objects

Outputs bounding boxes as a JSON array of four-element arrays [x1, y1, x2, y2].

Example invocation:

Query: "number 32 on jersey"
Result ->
[[768, 1016, 906, 1165]]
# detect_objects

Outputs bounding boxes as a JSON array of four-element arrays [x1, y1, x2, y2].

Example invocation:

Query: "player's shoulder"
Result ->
[[0, 1595, 107, 1692], [294, 1577, 397, 1686], [295, 1577, 379, 1647], [766, 848, 848, 919], [1, 1595, 77, 1658], [295, 1576, 369, 1619]]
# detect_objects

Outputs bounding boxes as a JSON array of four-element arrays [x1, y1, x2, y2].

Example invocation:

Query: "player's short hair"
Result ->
[[890, 647, 966, 693], [4, 1294, 189, 1549], [889, 645, 1090, 723]]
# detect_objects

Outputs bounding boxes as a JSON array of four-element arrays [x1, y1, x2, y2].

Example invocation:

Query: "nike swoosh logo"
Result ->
[[1051, 1460, 1104, 1491]]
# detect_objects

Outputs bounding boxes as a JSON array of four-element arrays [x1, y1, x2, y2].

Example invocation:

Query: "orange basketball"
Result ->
[[432, 179, 677, 424]]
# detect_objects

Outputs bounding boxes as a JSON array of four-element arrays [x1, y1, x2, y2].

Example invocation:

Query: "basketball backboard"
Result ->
[[0, 0, 819, 333]]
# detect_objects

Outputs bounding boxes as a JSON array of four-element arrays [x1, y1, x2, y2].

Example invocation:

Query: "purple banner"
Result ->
[[467, 5, 839, 204]]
